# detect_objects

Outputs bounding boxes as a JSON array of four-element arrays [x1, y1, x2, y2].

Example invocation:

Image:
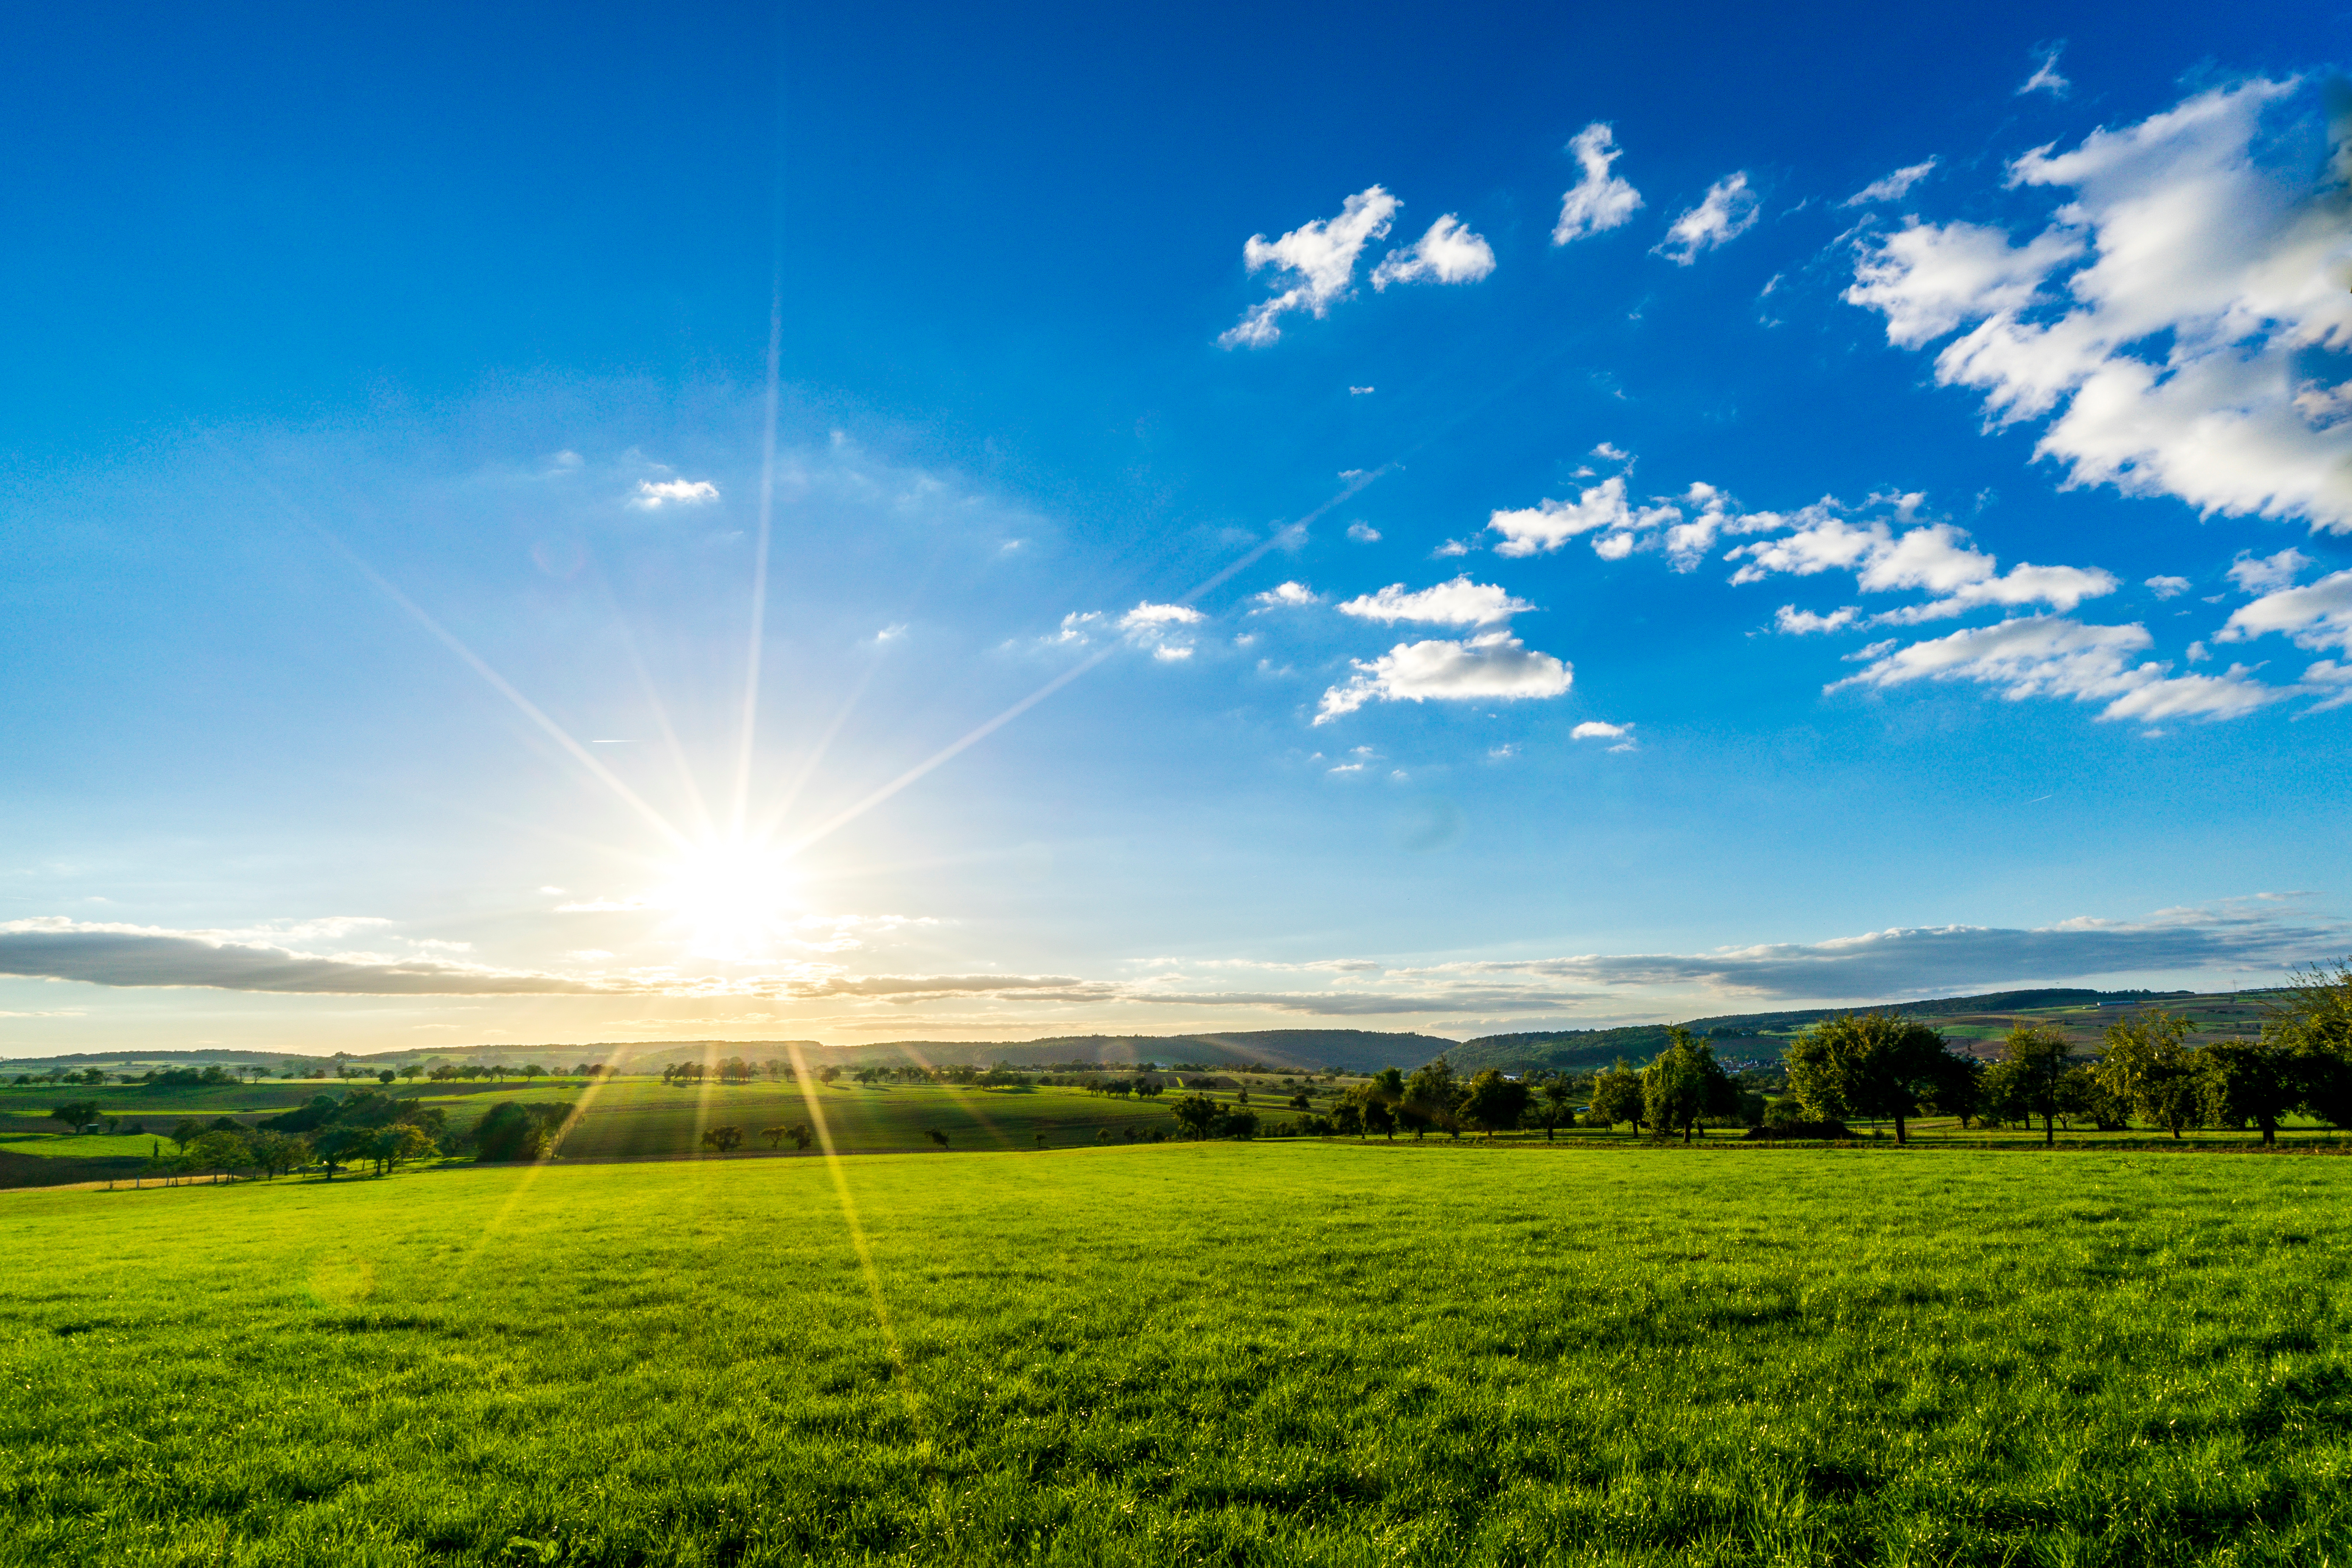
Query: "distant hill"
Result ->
[[1447, 988, 2200, 1073], [830, 1029, 1459, 1074]]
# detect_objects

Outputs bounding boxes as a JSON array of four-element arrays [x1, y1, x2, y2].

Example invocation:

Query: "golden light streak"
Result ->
[[729, 283, 787, 842]]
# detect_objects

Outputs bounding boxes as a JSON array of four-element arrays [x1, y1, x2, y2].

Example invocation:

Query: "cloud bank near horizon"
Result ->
[[4, 902, 2335, 1020]]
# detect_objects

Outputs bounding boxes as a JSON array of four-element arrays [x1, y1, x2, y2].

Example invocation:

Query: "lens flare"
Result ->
[[652, 841, 799, 959]]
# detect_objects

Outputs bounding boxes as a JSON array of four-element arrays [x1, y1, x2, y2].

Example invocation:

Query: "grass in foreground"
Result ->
[[5, 1145, 2352, 1565]]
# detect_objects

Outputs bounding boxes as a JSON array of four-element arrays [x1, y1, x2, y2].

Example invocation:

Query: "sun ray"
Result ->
[[729, 282, 787, 843]]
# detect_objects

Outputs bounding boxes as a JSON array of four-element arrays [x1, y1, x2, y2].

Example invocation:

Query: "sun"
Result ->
[[651, 841, 799, 959]]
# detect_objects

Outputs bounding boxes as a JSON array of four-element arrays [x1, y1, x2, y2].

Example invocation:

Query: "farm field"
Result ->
[[6, 1144, 2352, 1565]]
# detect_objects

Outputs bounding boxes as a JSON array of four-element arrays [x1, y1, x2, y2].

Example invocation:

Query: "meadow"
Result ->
[[5, 1143, 2351, 1565]]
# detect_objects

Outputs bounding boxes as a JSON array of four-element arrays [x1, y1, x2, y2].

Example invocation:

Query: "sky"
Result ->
[[3, 0, 2350, 1057]]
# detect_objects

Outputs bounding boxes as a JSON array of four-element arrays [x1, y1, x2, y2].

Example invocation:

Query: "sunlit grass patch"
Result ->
[[3, 1144, 2349, 1565]]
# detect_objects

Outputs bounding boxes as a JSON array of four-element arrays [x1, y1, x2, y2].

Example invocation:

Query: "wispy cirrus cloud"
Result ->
[[1655, 173, 1759, 264]]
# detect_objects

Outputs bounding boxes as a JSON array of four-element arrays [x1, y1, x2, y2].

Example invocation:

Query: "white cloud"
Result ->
[[1336, 576, 1533, 626], [1843, 158, 1940, 207], [1847, 79, 2352, 532], [2218, 568, 2352, 654], [1844, 222, 2084, 347], [630, 479, 721, 509], [1833, 615, 2286, 723], [1120, 602, 1206, 629], [1316, 632, 1572, 722], [2146, 575, 2192, 599], [2303, 660, 2352, 713], [1252, 581, 1320, 609], [1775, 605, 1861, 634], [2019, 43, 2070, 98], [1592, 442, 1630, 461], [1553, 123, 1643, 244], [1488, 475, 1680, 557], [1731, 514, 2117, 619], [1570, 721, 1629, 739], [1221, 187, 1399, 348], [1349, 385, 1376, 395], [1654, 173, 1760, 264], [0, 918, 625, 995], [2227, 548, 2311, 593], [1346, 521, 1381, 543], [1371, 215, 1497, 289]]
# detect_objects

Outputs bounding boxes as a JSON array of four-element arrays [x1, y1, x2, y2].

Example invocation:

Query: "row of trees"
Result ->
[[103, 1088, 576, 1181]]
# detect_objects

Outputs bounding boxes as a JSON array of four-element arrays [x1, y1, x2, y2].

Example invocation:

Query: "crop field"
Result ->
[[6, 1144, 2351, 1566]]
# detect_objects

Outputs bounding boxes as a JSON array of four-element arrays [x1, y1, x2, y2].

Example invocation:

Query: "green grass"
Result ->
[[548, 1079, 1187, 1158], [0, 1131, 179, 1160], [6, 1144, 2352, 1565]]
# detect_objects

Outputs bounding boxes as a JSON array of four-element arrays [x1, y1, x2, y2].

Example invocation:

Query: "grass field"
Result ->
[[5, 1143, 2351, 1565]]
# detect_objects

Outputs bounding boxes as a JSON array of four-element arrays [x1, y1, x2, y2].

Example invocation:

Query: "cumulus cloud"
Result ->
[[2228, 548, 2312, 593], [1729, 514, 2117, 619], [1846, 78, 2352, 531], [630, 479, 721, 509], [2218, 568, 2352, 654], [1221, 187, 1399, 348], [1776, 605, 1861, 634], [1832, 615, 2285, 722], [1553, 123, 1643, 244], [1346, 521, 1382, 543], [1570, 721, 1629, 739], [1844, 222, 2084, 347], [1336, 576, 1533, 626], [1488, 475, 1680, 557], [1316, 632, 1572, 722], [1371, 215, 1497, 289], [1655, 173, 1760, 264], [1843, 158, 1940, 207], [1252, 581, 1319, 609], [2146, 575, 2192, 599]]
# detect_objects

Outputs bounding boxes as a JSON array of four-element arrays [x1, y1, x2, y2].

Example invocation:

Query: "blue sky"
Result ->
[[3, 0, 2349, 1055]]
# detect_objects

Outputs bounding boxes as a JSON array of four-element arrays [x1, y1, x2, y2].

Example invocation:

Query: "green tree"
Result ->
[[473, 1102, 566, 1163], [1403, 1057, 1460, 1140], [1783, 1012, 1965, 1144], [185, 1128, 254, 1181], [372, 1124, 436, 1173], [247, 1129, 307, 1179], [2269, 960, 2352, 1129], [170, 1117, 207, 1151], [311, 1124, 370, 1180], [1171, 1093, 1221, 1140], [1536, 1076, 1575, 1140], [1641, 1029, 1738, 1144], [2199, 1039, 2303, 1147], [1985, 1025, 2073, 1145], [1362, 1097, 1397, 1140], [925, 1128, 950, 1149], [787, 1123, 813, 1151], [2057, 1065, 2131, 1131], [2092, 1011, 2199, 1138], [701, 1125, 744, 1154], [47, 1101, 101, 1135], [1586, 1061, 1645, 1132], [1458, 1069, 1531, 1139], [399, 1063, 422, 1082], [762, 1125, 788, 1149]]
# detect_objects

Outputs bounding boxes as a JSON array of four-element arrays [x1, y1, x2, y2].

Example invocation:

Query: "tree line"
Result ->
[[70, 1088, 577, 1183]]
